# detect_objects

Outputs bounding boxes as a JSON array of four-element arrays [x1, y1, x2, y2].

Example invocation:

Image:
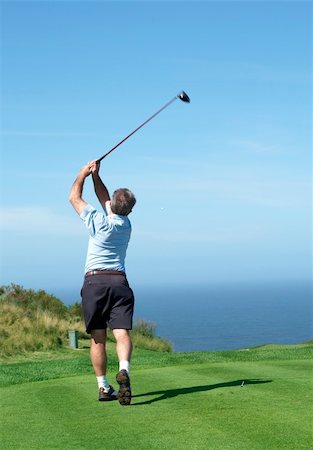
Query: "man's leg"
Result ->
[[90, 329, 107, 376], [112, 328, 132, 368], [90, 329, 117, 401], [112, 329, 132, 406]]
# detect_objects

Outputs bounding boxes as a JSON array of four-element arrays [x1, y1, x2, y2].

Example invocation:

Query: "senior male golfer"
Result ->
[[69, 160, 136, 406]]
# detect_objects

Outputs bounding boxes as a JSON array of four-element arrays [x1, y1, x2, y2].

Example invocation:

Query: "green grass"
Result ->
[[1, 343, 312, 449]]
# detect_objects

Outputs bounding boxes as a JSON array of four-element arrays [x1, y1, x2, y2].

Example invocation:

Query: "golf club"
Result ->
[[97, 90, 190, 162]]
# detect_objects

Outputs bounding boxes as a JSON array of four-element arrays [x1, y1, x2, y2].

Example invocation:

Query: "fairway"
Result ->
[[1, 345, 312, 450]]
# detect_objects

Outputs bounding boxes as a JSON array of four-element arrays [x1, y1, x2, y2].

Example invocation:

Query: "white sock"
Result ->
[[96, 375, 110, 391], [119, 360, 130, 374]]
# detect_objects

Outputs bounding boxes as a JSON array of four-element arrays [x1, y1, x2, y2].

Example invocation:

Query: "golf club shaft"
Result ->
[[97, 96, 178, 162]]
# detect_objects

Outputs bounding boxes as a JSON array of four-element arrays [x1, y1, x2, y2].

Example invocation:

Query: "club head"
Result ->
[[177, 91, 190, 103]]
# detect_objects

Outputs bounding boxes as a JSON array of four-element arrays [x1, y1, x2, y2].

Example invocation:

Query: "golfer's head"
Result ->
[[111, 188, 136, 216]]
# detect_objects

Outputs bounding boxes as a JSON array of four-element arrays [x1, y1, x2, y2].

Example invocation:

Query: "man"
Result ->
[[69, 160, 136, 406]]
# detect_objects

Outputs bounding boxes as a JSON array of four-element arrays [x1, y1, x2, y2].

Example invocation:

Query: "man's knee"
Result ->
[[112, 328, 131, 342], [91, 329, 107, 344]]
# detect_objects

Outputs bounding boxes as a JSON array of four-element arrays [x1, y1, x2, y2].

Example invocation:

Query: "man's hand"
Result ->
[[90, 160, 100, 175], [79, 162, 94, 178]]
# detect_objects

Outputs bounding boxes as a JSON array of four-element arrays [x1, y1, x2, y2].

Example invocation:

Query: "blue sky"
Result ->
[[0, 1, 312, 301]]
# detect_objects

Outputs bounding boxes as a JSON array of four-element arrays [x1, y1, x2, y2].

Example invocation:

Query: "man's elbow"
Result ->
[[69, 195, 87, 216], [69, 192, 79, 207]]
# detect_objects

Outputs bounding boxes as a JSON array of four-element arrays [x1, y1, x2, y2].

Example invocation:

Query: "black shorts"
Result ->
[[81, 273, 135, 334]]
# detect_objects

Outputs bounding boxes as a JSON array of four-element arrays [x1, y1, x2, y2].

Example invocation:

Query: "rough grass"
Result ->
[[0, 284, 172, 356], [131, 319, 172, 352], [131, 332, 172, 351], [0, 284, 68, 318], [0, 302, 87, 356]]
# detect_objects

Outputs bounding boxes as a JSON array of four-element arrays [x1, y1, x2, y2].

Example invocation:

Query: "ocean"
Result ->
[[58, 280, 312, 352], [132, 281, 312, 352]]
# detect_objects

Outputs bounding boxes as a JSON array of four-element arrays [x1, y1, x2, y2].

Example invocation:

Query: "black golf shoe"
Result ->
[[98, 385, 118, 401], [116, 370, 132, 406]]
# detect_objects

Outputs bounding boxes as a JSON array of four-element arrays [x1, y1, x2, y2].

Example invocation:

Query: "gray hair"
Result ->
[[111, 188, 136, 216]]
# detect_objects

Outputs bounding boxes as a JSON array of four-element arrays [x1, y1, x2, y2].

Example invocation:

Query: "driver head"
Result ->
[[178, 91, 190, 103]]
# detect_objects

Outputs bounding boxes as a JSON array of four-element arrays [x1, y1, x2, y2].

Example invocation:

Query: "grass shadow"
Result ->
[[132, 379, 272, 405]]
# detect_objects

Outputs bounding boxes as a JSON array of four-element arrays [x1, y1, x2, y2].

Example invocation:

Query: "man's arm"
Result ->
[[91, 161, 110, 210], [69, 163, 92, 215]]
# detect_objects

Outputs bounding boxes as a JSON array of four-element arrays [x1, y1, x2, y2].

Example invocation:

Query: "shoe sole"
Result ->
[[116, 371, 131, 406], [98, 396, 118, 402], [98, 386, 118, 401]]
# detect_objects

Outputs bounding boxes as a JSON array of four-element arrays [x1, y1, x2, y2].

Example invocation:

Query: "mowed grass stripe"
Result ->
[[145, 362, 312, 429], [1, 359, 312, 450]]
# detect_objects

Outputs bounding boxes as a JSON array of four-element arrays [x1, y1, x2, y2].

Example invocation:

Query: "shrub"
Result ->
[[0, 285, 172, 356], [67, 302, 84, 321], [0, 285, 88, 356], [133, 319, 156, 338], [131, 319, 172, 352], [131, 332, 172, 352], [0, 284, 68, 319]]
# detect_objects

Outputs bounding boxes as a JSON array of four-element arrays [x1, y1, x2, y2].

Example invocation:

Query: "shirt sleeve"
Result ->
[[80, 204, 108, 237]]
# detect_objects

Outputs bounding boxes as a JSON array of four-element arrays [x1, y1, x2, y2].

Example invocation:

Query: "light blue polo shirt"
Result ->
[[80, 203, 131, 274]]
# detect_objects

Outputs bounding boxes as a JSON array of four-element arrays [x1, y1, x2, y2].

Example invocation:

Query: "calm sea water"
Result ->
[[132, 281, 312, 352]]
